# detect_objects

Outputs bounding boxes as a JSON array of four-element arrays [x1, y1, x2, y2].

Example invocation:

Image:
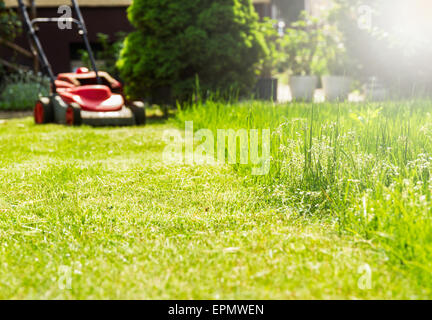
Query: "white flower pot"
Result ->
[[289, 76, 318, 102], [322, 76, 351, 102]]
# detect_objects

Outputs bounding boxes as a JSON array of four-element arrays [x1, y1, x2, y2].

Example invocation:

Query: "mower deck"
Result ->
[[49, 94, 137, 126]]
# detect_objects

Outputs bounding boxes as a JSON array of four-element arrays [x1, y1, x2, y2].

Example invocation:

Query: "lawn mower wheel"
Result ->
[[34, 97, 54, 124], [66, 103, 82, 126], [128, 102, 146, 126]]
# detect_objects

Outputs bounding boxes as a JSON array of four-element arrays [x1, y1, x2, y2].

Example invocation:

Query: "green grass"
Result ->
[[177, 99, 432, 297], [0, 112, 429, 299]]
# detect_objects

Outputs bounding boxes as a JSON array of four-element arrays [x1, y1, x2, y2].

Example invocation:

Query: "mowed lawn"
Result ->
[[0, 117, 426, 299]]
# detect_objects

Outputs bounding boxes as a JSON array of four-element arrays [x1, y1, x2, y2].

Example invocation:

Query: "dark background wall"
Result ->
[[4, 7, 133, 74]]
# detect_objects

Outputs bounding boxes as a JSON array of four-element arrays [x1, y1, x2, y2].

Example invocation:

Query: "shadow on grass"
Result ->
[[0, 111, 33, 119]]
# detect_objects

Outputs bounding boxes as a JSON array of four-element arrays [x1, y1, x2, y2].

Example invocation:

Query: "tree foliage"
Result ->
[[330, 0, 432, 94], [117, 0, 267, 103], [0, 0, 21, 41], [280, 12, 327, 76], [0, 0, 22, 76], [80, 32, 126, 79], [258, 18, 284, 78]]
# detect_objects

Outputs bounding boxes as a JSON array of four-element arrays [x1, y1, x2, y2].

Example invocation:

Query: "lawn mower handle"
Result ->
[[17, 0, 56, 87], [70, 0, 101, 85], [17, 0, 102, 86]]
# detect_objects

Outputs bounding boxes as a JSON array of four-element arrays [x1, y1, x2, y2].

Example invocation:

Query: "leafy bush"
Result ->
[[117, 0, 267, 103], [320, 18, 359, 76], [0, 0, 21, 41], [0, 71, 49, 110], [80, 32, 126, 79], [280, 12, 327, 76], [277, 6, 360, 79], [0, 0, 22, 77], [257, 18, 284, 78]]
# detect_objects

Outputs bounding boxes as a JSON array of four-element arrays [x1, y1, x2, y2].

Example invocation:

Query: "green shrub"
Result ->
[[320, 14, 359, 76], [0, 72, 49, 111], [257, 18, 284, 78], [280, 12, 327, 76], [0, 0, 22, 77], [279, 8, 360, 79], [117, 0, 267, 103], [79, 32, 126, 79], [0, 0, 21, 41]]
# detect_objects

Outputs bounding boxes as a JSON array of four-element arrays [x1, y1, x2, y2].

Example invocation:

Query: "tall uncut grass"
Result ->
[[177, 100, 432, 289]]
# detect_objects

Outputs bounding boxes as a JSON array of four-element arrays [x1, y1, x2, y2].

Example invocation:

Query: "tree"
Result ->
[[0, 0, 21, 42], [117, 0, 267, 103], [0, 0, 22, 75]]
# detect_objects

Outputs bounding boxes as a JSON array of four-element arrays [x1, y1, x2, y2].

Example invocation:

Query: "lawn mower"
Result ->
[[18, 0, 145, 126]]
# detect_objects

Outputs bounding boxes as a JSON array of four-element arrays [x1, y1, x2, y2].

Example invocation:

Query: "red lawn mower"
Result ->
[[18, 0, 145, 126]]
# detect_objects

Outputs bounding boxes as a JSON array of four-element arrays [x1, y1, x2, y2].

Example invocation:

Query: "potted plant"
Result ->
[[255, 18, 283, 101], [321, 23, 354, 102], [281, 12, 326, 102]]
